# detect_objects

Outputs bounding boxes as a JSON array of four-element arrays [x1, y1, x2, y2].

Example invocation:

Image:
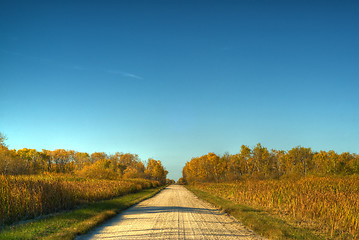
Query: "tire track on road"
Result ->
[[77, 185, 265, 240]]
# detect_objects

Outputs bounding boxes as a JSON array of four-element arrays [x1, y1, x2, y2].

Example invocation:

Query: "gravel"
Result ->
[[77, 185, 265, 240]]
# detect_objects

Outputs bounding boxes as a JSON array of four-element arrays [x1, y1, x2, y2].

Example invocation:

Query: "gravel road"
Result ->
[[77, 185, 264, 240]]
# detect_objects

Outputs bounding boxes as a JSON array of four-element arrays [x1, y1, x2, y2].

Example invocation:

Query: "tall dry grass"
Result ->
[[192, 176, 359, 239], [0, 174, 160, 226]]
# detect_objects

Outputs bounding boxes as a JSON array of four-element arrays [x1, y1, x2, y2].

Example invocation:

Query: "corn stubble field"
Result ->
[[0, 174, 160, 226], [192, 176, 359, 239]]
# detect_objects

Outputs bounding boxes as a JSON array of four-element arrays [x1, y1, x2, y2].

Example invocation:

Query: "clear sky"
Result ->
[[1, 0, 358, 180]]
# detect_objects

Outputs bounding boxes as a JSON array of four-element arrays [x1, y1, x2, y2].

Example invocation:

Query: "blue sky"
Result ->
[[1, 0, 358, 180]]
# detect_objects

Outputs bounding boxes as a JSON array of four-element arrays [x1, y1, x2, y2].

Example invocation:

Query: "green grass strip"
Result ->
[[186, 186, 325, 240], [0, 186, 164, 240]]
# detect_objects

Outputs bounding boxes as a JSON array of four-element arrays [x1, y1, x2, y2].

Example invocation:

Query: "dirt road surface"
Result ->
[[77, 185, 264, 240]]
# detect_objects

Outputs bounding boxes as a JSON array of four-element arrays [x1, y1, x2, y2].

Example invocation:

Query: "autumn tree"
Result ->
[[17, 148, 47, 174], [286, 147, 313, 176], [0, 134, 27, 174], [74, 152, 91, 170], [271, 149, 286, 178], [123, 161, 145, 179], [77, 158, 119, 179], [90, 152, 108, 163], [0, 145, 25, 174], [182, 144, 359, 183], [50, 149, 75, 173], [0, 133, 170, 180], [205, 153, 226, 182], [338, 152, 355, 175], [0, 132, 6, 146], [225, 153, 242, 181], [348, 154, 359, 174], [41, 149, 52, 172], [118, 153, 140, 174], [239, 145, 251, 175], [250, 143, 270, 178], [182, 157, 205, 183], [177, 177, 186, 185], [145, 159, 168, 184]]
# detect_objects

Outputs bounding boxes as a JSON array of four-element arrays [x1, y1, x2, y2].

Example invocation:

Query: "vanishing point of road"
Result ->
[[77, 185, 265, 240]]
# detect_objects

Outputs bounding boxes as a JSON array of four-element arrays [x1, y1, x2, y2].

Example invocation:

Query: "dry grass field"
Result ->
[[0, 174, 160, 226], [191, 176, 359, 239]]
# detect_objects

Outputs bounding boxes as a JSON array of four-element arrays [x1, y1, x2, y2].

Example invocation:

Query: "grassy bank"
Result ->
[[187, 186, 326, 240], [0, 186, 164, 240]]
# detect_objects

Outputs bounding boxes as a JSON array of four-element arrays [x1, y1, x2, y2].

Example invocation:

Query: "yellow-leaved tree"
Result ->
[[77, 158, 119, 180], [145, 159, 168, 184]]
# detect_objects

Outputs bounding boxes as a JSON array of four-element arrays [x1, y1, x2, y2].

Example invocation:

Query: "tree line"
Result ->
[[181, 143, 359, 184], [0, 133, 168, 184]]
